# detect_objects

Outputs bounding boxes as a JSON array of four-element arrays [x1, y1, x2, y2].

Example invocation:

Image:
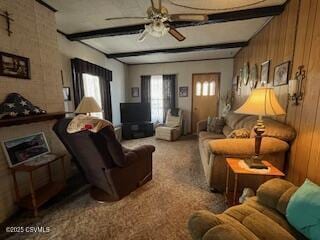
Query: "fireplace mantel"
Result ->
[[0, 112, 65, 128]]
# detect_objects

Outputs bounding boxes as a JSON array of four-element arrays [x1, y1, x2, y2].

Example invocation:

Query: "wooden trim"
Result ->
[[66, 5, 286, 41], [128, 57, 234, 66], [107, 42, 248, 58], [35, 0, 58, 12], [0, 112, 65, 128], [191, 72, 221, 133]]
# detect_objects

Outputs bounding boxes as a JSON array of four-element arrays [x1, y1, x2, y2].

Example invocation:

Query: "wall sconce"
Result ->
[[288, 65, 305, 105]]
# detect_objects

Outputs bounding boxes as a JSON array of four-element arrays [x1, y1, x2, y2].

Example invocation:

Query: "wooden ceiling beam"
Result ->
[[66, 4, 285, 41], [106, 41, 248, 58]]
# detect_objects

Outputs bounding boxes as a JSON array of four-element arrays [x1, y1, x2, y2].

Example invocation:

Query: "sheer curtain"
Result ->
[[150, 75, 163, 123], [82, 73, 103, 119]]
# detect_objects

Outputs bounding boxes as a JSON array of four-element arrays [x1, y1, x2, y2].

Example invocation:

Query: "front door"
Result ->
[[192, 73, 220, 133]]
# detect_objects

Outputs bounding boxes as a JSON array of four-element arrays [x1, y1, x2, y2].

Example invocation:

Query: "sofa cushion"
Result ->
[[207, 117, 225, 134], [286, 179, 320, 240], [199, 131, 225, 141], [236, 115, 258, 130], [225, 112, 248, 129], [250, 118, 296, 142], [227, 128, 251, 139], [222, 204, 296, 240], [222, 125, 233, 136], [209, 137, 289, 156]]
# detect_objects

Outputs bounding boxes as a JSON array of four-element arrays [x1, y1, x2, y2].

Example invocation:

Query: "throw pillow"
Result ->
[[207, 117, 225, 134], [286, 179, 320, 240], [227, 128, 251, 139]]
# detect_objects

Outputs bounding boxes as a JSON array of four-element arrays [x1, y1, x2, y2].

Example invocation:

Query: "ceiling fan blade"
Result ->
[[168, 27, 186, 42], [138, 29, 148, 42], [169, 14, 208, 22], [105, 17, 147, 21]]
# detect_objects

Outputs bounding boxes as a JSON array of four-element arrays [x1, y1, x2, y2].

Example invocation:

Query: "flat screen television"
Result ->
[[120, 103, 151, 123], [1, 132, 50, 167]]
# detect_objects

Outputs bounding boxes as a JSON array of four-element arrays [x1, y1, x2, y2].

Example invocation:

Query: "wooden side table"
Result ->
[[225, 158, 285, 207], [11, 154, 66, 217]]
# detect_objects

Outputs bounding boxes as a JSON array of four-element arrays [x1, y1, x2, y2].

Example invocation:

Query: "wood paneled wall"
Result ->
[[233, 0, 320, 186]]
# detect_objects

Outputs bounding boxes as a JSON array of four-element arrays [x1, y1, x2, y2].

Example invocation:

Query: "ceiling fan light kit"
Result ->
[[105, 0, 209, 42]]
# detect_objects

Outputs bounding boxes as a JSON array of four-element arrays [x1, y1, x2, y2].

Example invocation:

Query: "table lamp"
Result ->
[[235, 88, 286, 169], [75, 97, 102, 116]]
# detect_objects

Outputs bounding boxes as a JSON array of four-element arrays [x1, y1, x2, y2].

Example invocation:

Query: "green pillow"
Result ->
[[286, 179, 320, 240]]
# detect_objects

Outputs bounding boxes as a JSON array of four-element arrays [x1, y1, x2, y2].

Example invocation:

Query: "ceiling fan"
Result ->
[[105, 0, 208, 42]]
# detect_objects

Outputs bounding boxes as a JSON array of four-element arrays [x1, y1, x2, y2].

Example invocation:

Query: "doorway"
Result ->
[[191, 73, 220, 133]]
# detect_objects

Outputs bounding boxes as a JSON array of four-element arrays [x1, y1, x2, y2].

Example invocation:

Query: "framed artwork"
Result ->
[[239, 68, 243, 87], [179, 86, 188, 97], [63, 87, 71, 101], [249, 64, 258, 89], [274, 61, 290, 86], [243, 62, 249, 86], [0, 52, 30, 79], [131, 87, 139, 97], [260, 60, 270, 86]]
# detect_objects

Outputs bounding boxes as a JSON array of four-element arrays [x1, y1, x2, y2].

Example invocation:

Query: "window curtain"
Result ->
[[141, 75, 151, 103], [71, 58, 113, 121], [163, 74, 176, 119]]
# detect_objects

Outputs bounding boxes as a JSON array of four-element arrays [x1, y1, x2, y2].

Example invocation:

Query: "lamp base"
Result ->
[[244, 155, 268, 169]]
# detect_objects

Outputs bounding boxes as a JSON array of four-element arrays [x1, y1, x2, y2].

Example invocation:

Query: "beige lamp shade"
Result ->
[[235, 88, 285, 116], [75, 97, 102, 114]]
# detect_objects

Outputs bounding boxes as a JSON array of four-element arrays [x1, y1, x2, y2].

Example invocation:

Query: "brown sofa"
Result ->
[[188, 178, 307, 240], [197, 113, 296, 192]]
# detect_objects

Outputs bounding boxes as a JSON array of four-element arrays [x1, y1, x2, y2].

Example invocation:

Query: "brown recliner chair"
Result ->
[[53, 118, 155, 201]]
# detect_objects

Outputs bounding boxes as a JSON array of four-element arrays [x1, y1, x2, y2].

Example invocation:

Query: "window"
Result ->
[[202, 81, 209, 96], [82, 73, 103, 119], [209, 81, 216, 96], [196, 81, 202, 96], [150, 75, 163, 123]]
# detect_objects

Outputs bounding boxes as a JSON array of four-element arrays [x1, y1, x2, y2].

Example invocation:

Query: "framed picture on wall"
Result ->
[[179, 86, 188, 97], [261, 60, 270, 86], [0, 52, 30, 79], [274, 61, 290, 86], [131, 87, 139, 97], [63, 87, 71, 101]]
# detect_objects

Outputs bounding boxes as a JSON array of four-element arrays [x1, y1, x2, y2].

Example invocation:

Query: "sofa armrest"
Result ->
[[209, 137, 289, 156], [197, 120, 207, 135], [188, 210, 247, 240]]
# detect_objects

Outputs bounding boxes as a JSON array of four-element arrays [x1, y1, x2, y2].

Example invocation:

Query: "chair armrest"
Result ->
[[131, 145, 155, 158], [197, 120, 207, 135], [209, 137, 289, 156]]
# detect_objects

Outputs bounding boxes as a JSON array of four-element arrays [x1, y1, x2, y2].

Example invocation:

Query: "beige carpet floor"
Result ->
[[7, 136, 225, 240]]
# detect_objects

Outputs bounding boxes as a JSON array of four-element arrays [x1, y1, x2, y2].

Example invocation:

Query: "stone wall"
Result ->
[[0, 0, 68, 222]]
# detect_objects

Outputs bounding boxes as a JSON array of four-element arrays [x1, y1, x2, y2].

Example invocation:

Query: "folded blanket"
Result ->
[[67, 114, 113, 134]]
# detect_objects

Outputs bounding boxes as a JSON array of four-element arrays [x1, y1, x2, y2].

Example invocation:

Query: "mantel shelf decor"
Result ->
[[0, 93, 46, 120], [0, 112, 65, 128]]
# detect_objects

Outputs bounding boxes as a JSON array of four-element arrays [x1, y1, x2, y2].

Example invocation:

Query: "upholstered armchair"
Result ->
[[53, 118, 155, 202], [155, 109, 183, 141]]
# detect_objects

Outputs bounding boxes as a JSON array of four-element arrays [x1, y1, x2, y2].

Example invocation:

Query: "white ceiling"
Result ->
[[43, 0, 286, 64]]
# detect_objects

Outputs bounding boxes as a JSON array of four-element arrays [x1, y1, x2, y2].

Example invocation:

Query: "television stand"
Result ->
[[122, 122, 154, 139]]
